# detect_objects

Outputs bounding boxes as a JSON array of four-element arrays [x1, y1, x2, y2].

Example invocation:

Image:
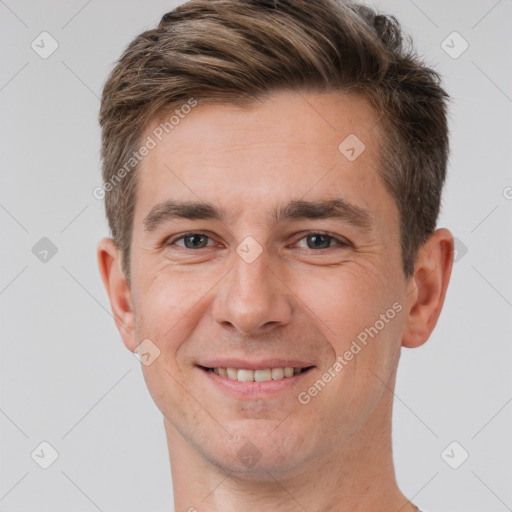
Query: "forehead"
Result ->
[[133, 90, 396, 230]]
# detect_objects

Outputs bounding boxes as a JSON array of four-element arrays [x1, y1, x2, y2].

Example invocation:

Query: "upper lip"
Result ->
[[198, 358, 315, 370]]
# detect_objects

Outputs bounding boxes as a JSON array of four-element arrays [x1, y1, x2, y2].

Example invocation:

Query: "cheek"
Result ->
[[133, 270, 205, 417], [134, 265, 213, 336], [294, 264, 404, 396], [292, 262, 394, 340], [131, 282, 197, 403]]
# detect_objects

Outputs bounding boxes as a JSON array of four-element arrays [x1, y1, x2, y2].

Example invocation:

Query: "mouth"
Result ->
[[198, 365, 315, 382], [196, 363, 316, 399]]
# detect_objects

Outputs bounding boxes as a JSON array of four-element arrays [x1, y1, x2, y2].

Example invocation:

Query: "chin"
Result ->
[[209, 421, 311, 479]]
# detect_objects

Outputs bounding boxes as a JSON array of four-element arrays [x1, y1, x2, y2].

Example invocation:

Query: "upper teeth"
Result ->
[[211, 367, 304, 382]]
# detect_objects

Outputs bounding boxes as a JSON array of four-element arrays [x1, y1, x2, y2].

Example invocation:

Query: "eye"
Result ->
[[294, 232, 350, 250], [167, 232, 215, 249], [165, 231, 351, 251]]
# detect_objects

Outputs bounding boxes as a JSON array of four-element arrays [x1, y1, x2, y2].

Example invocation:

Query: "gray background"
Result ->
[[1, 0, 511, 511]]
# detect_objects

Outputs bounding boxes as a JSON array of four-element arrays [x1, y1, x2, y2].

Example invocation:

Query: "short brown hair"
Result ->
[[99, 0, 449, 284]]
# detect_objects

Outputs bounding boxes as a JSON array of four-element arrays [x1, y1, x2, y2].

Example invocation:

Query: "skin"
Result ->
[[97, 90, 454, 512]]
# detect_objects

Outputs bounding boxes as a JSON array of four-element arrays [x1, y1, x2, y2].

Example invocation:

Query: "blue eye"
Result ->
[[295, 232, 348, 250], [170, 233, 213, 249], [166, 231, 350, 250]]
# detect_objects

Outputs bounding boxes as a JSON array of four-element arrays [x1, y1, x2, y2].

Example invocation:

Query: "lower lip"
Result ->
[[198, 367, 314, 399]]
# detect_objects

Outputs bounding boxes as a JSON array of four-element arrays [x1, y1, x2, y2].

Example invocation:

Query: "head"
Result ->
[[97, 0, 453, 480]]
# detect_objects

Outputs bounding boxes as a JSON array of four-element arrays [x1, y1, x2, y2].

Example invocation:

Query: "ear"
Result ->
[[97, 237, 137, 352], [402, 228, 454, 348]]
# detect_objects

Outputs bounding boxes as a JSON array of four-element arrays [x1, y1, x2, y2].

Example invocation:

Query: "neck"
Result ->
[[164, 389, 416, 512]]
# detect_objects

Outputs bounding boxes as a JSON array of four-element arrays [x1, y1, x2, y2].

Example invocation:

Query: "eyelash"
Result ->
[[165, 231, 351, 251]]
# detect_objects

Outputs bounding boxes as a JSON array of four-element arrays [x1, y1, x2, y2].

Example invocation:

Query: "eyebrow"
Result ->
[[143, 198, 374, 233]]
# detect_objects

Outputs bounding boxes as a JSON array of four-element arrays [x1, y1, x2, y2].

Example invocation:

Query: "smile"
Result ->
[[203, 366, 314, 382]]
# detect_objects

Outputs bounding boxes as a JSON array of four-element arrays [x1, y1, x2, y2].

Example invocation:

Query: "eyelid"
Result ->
[[292, 230, 352, 249], [166, 231, 216, 248], [165, 231, 352, 250]]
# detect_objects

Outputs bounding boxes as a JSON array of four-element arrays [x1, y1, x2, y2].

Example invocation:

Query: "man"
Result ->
[[96, 1, 453, 511]]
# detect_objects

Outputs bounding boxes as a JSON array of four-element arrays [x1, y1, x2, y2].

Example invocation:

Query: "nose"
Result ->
[[211, 249, 293, 336]]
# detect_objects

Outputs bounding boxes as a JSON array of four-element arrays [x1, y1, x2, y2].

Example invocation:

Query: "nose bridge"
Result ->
[[212, 245, 292, 335], [233, 248, 274, 302]]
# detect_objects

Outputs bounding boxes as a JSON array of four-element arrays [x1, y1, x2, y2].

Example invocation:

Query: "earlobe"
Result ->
[[401, 228, 454, 348], [96, 237, 137, 352]]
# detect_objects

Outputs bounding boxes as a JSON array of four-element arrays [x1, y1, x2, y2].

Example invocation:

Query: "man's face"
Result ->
[[128, 90, 411, 476]]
